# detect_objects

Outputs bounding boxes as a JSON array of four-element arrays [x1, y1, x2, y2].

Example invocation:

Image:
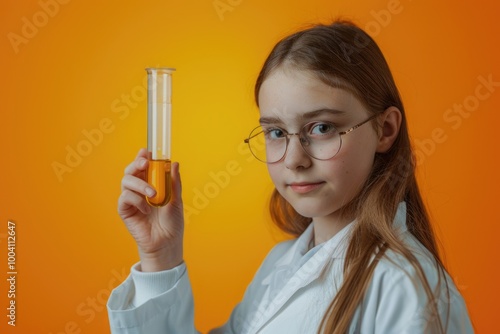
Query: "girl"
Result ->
[[107, 21, 473, 333]]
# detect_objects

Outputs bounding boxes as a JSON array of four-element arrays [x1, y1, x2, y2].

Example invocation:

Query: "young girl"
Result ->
[[107, 21, 473, 333]]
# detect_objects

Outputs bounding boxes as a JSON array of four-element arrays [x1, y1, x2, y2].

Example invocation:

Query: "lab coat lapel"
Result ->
[[260, 224, 314, 286], [248, 223, 353, 333]]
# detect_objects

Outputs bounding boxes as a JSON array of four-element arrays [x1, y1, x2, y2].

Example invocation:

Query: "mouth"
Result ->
[[288, 181, 325, 194]]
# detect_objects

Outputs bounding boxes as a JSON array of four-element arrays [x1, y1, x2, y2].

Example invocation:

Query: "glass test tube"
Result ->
[[146, 67, 175, 207]]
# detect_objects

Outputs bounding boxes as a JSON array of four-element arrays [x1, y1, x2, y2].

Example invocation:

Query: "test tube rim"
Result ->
[[145, 67, 176, 73]]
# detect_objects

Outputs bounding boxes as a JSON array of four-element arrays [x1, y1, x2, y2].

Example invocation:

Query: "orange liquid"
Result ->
[[146, 159, 172, 207]]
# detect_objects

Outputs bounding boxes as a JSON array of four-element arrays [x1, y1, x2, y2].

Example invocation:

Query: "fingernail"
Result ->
[[141, 159, 147, 167], [145, 187, 155, 197]]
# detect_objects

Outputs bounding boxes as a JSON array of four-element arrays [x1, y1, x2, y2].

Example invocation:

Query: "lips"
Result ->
[[288, 181, 325, 194]]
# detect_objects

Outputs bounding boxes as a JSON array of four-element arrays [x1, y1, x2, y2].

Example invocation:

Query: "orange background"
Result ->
[[1, 0, 499, 333]]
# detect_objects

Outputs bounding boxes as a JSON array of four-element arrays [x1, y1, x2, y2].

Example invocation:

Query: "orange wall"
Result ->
[[1, 0, 498, 333]]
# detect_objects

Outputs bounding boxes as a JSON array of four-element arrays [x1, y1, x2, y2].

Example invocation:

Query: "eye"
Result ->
[[265, 128, 286, 140], [308, 122, 337, 137]]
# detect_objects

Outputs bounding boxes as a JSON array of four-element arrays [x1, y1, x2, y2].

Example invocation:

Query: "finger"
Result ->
[[121, 174, 156, 197], [124, 154, 149, 176], [136, 148, 149, 159], [118, 189, 151, 216], [169, 161, 183, 206]]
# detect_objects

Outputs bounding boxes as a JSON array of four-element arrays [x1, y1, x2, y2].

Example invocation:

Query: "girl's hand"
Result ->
[[117, 148, 184, 272]]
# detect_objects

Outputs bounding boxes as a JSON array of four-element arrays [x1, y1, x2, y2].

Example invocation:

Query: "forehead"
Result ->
[[257, 68, 368, 123]]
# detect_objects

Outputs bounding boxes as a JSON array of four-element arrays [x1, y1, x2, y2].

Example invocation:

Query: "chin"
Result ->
[[289, 201, 338, 219], [284, 191, 353, 218]]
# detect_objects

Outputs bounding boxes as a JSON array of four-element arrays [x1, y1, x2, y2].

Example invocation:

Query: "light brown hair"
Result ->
[[255, 21, 449, 333]]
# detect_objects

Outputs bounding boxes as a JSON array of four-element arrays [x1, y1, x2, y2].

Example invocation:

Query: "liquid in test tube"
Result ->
[[145, 67, 175, 207]]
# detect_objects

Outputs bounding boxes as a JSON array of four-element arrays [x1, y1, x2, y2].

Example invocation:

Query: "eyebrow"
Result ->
[[259, 108, 347, 124]]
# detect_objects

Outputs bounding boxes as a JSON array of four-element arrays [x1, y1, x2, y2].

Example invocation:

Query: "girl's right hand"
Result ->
[[117, 148, 184, 272]]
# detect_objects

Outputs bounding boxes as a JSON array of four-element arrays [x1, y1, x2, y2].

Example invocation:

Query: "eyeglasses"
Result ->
[[244, 113, 379, 163]]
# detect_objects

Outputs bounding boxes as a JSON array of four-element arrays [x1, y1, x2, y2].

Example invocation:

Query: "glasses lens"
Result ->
[[300, 122, 342, 160], [247, 126, 286, 163]]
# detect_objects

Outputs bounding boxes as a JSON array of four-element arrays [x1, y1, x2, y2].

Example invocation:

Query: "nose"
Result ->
[[283, 134, 312, 169]]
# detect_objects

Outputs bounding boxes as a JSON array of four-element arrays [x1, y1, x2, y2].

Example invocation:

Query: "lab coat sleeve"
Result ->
[[107, 262, 199, 334], [359, 258, 474, 334]]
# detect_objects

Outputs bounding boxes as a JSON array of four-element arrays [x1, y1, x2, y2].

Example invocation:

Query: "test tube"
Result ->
[[145, 67, 175, 207]]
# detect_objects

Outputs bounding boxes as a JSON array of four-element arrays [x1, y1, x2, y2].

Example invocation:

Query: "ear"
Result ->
[[376, 106, 402, 153]]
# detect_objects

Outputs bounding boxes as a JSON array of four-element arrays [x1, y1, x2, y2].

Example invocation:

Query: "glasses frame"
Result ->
[[244, 113, 380, 164]]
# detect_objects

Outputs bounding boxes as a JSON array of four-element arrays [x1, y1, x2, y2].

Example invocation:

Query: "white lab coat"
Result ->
[[107, 203, 474, 333]]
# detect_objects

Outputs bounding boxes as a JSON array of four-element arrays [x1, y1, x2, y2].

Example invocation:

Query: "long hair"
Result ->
[[255, 21, 449, 333]]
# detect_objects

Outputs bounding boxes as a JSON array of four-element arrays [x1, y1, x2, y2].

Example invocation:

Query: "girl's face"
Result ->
[[258, 68, 379, 223]]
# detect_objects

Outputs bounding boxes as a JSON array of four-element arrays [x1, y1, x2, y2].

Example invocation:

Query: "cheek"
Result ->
[[324, 158, 372, 207], [339, 155, 373, 181], [266, 164, 282, 185], [328, 140, 377, 190]]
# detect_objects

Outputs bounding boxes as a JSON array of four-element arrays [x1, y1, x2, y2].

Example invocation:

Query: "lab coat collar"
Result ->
[[393, 201, 408, 235], [272, 219, 352, 269]]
